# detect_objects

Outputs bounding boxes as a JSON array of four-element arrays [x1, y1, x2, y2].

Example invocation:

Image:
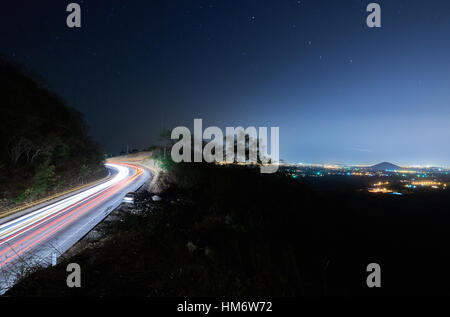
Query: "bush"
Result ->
[[0, 56, 105, 206]]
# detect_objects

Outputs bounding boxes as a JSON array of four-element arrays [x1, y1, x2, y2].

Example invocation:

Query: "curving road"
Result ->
[[0, 162, 150, 293]]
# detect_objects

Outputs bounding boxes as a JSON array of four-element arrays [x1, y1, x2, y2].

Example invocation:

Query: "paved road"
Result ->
[[0, 162, 150, 293]]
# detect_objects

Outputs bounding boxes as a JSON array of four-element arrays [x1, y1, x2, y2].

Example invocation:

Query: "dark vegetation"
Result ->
[[7, 152, 450, 296], [0, 57, 105, 208]]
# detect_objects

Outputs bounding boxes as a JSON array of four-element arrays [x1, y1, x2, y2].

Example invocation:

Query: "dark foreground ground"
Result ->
[[6, 162, 450, 296]]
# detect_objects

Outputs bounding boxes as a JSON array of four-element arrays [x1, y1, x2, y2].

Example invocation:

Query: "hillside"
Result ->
[[370, 162, 402, 171], [7, 156, 450, 296], [0, 57, 106, 209]]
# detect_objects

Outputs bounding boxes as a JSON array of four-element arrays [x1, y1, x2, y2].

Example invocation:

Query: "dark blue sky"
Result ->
[[2, 0, 450, 166]]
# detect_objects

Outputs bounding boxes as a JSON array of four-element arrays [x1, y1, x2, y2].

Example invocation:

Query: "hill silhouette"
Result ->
[[0, 56, 105, 208], [370, 162, 402, 171]]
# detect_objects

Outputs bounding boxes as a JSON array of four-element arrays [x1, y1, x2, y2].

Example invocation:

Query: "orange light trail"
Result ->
[[0, 163, 143, 267]]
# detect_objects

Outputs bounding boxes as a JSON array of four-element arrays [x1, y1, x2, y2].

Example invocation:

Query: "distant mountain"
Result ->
[[370, 162, 402, 171]]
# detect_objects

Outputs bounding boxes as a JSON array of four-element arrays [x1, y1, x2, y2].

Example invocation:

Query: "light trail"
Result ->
[[0, 163, 129, 241], [0, 162, 149, 273]]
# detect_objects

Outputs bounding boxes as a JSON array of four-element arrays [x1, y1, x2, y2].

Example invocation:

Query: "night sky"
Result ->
[[2, 0, 450, 166]]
